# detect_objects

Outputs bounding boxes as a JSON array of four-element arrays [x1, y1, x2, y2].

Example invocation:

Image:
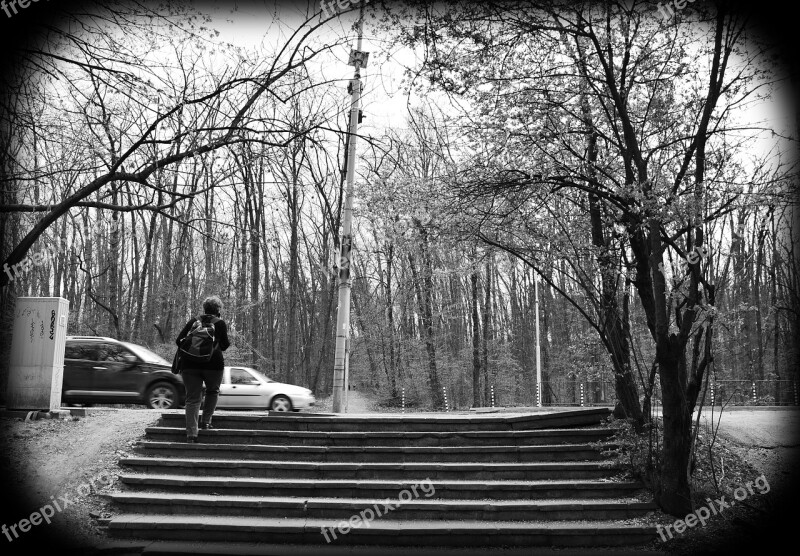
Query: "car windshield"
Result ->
[[122, 342, 170, 366]]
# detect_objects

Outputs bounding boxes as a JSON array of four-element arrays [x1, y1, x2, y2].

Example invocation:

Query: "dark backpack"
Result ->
[[179, 315, 218, 364]]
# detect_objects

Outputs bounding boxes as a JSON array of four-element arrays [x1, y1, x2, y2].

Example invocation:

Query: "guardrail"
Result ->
[[527, 379, 799, 407], [400, 379, 799, 411]]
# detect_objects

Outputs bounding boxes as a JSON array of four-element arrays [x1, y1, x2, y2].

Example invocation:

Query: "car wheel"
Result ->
[[270, 395, 292, 412], [147, 382, 178, 410]]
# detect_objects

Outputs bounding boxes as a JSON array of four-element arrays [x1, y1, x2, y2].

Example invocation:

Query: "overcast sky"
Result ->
[[198, 0, 795, 167]]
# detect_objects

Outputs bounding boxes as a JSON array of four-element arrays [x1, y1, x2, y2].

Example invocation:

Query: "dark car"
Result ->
[[62, 336, 185, 409]]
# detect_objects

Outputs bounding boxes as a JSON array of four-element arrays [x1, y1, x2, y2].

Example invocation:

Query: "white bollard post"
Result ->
[[401, 387, 405, 413], [580, 383, 585, 407]]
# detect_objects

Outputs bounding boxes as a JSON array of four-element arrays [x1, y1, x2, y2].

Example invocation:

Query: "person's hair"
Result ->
[[202, 295, 222, 316]]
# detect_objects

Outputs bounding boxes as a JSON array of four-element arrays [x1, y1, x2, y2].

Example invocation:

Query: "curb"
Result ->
[[0, 408, 72, 420], [67, 407, 121, 416], [697, 405, 800, 412], [0, 407, 119, 420]]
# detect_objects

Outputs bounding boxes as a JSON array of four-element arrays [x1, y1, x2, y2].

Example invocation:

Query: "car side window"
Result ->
[[65, 343, 98, 361], [99, 344, 136, 363], [231, 368, 257, 384]]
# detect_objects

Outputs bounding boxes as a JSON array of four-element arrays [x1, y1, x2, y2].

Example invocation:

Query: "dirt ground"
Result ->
[[628, 409, 800, 554], [0, 409, 161, 551], [314, 390, 378, 414], [646, 444, 799, 554], [0, 397, 368, 552]]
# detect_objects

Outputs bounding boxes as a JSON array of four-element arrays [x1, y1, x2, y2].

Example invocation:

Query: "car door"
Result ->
[[62, 342, 99, 400], [216, 367, 233, 408], [90, 343, 142, 400], [219, 367, 266, 409]]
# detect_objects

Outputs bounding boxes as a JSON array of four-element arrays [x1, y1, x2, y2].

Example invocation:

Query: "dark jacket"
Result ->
[[176, 314, 230, 371]]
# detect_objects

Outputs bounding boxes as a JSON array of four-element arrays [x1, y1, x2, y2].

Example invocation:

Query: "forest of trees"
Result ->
[[0, 0, 797, 514]]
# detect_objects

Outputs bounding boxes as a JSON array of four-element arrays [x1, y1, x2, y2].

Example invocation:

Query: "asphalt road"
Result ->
[[696, 407, 800, 448]]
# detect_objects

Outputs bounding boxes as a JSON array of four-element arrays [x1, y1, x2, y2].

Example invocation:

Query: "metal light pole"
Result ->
[[332, 8, 368, 414], [535, 274, 542, 407]]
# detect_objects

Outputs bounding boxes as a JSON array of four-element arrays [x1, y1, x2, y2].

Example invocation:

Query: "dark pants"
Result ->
[[182, 367, 223, 438]]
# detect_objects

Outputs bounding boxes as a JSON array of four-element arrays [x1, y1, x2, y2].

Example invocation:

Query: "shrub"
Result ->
[[595, 416, 662, 489]]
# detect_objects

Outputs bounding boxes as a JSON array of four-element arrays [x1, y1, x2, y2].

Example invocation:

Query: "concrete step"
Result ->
[[158, 408, 612, 432], [88, 540, 665, 556], [106, 515, 657, 546], [119, 457, 621, 481], [106, 411, 658, 550], [118, 475, 645, 500], [136, 441, 612, 462], [106, 492, 658, 521], [87, 540, 664, 556], [144, 427, 613, 447]]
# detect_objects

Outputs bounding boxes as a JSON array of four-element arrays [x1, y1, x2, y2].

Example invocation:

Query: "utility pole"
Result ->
[[332, 6, 368, 413]]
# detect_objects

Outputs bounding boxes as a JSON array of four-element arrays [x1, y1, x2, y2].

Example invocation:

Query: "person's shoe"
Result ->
[[201, 423, 213, 430], [186, 436, 198, 443]]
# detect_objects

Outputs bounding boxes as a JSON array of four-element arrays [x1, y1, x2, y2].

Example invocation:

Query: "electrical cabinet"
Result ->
[[6, 297, 69, 411]]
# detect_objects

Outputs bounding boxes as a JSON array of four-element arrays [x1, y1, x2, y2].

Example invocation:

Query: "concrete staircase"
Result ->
[[104, 408, 658, 550]]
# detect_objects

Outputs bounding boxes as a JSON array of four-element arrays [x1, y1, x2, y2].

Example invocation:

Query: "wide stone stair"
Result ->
[[103, 408, 658, 550]]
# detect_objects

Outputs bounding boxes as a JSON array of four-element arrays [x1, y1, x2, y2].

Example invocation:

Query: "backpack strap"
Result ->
[[199, 314, 220, 349]]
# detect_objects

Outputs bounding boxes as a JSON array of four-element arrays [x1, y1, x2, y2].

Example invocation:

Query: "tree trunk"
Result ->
[[575, 34, 643, 426], [482, 257, 492, 405], [408, 231, 443, 408], [471, 267, 481, 407], [658, 339, 693, 514], [385, 243, 398, 397]]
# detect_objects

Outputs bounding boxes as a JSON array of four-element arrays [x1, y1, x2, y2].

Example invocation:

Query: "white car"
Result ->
[[216, 366, 315, 412]]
